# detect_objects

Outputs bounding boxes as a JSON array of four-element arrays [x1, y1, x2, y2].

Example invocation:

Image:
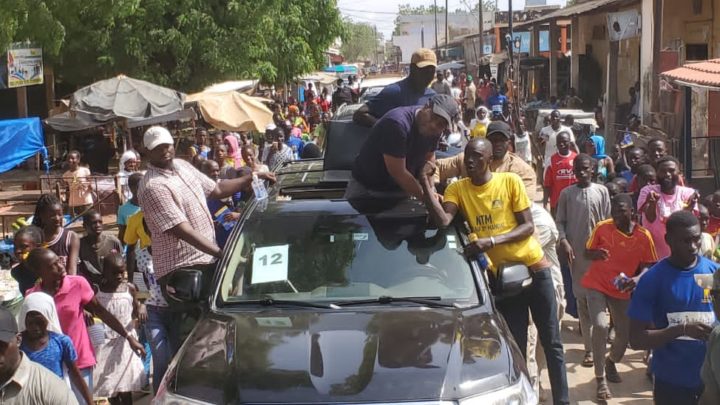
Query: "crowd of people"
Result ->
[[0, 45, 719, 405]]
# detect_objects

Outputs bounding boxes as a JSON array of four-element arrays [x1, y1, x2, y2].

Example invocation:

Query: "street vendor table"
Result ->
[[0, 204, 36, 237], [0, 190, 41, 204]]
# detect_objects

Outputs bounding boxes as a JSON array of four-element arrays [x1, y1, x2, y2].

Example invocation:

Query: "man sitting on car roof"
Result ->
[[345, 94, 459, 200], [353, 48, 437, 127]]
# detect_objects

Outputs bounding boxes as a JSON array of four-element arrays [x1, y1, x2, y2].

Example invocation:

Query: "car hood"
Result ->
[[169, 307, 524, 404]]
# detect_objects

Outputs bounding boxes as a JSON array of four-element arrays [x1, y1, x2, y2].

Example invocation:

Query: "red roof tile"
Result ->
[[662, 59, 720, 88]]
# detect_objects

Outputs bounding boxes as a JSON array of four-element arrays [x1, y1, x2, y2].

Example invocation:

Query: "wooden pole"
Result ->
[[16, 87, 28, 117]]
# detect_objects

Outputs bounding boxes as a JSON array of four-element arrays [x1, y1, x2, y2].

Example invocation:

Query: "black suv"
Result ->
[[152, 121, 536, 405]]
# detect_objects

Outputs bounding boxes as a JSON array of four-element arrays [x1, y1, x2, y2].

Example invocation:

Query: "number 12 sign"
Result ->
[[252, 245, 289, 284]]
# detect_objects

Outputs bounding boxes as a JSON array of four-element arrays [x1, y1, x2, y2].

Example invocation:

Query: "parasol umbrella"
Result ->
[[69, 74, 185, 150], [186, 91, 273, 132], [70, 74, 185, 122]]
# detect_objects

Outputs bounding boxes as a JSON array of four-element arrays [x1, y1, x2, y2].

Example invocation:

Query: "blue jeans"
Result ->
[[71, 367, 93, 405], [497, 268, 569, 405], [145, 305, 181, 393]]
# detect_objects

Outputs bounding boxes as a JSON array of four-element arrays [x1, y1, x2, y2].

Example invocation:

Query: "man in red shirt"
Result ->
[[543, 131, 577, 217]]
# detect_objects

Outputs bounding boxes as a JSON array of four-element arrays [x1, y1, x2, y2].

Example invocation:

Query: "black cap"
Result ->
[[486, 121, 513, 139], [0, 308, 18, 343], [429, 94, 460, 126]]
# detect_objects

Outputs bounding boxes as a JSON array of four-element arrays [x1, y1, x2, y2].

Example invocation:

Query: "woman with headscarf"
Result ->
[[584, 134, 615, 183], [19, 292, 94, 404], [117, 150, 140, 202], [223, 134, 244, 169], [468, 106, 491, 138]]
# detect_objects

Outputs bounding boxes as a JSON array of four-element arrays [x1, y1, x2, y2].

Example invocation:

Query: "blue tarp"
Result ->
[[0, 117, 47, 174]]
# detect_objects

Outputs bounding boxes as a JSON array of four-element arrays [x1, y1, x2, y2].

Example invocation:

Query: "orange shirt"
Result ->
[[581, 219, 658, 300]]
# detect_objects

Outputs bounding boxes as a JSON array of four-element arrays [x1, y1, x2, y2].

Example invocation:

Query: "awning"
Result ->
[[661, 59, 720, 90], [515, 0, 639, 29], [479, 52, 508, 66]]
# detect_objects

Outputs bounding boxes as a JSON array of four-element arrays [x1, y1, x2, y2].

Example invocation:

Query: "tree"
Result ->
[[341, 20, 378, 63], [1, 0, 345, 92]]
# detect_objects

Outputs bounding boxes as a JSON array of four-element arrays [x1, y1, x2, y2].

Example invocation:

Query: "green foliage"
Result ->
[[340, 20, 378, 63], [1, 0, 344, 92]]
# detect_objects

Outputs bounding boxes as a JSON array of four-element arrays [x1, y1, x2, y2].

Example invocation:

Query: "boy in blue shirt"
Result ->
[[629, 210, 717, 405]]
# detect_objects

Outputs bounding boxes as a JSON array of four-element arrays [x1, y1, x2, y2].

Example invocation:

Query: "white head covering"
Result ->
[[119, 150, 139, 173], [476, 106, 491, 126], [18, 292, 63, 334]]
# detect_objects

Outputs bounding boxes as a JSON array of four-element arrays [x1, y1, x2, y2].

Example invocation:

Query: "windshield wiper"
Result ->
[[234, 298, 340, 309], [333, 296, 458, 308]]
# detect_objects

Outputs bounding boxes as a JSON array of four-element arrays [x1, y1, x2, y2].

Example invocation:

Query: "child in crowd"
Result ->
[[583, 193, 657, 401], [31, 194, 80, 275], [698, 204, 717, 259], [556, 154, 612, 369], [117, 173, 143, 244], [19, 292, 94, 405], [241, 144, 269, 173], [117, 150, 140, 203], [611, 176, 628, 193], [124, 208, 175, 394], [11, 225, 42, 296], [704, 191, 720, 237], [604, 182, 621, 199], [631, 164, 656, 208], [543, 131, 577, 217], [619, 146, 646, 183], [200, 160, 242, 249], [25, 248, 145, 404], [188, 127, 210, 159], [213, 144, 234, 179], [93, 254, 146, 405], [224, 134, 244, 169], [79, 210, 122, 287], [63, 150, 94, 216]]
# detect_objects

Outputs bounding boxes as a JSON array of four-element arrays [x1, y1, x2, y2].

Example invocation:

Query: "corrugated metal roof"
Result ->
[[515, 0, 639, 29], [662, 59, 720, 89]]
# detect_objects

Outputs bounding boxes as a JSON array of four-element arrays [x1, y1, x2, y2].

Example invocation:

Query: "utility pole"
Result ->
[[508, 0, 513, 63], [445, 0, 449, 54], [374, 25, 379, 66], [478, 0, 485, 59], [434, 0, 439, 52]]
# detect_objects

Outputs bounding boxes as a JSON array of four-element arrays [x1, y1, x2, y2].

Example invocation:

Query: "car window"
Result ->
[[218, 213, 478, 305]]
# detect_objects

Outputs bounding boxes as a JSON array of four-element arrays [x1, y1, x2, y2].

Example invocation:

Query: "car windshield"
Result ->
[[218, 212, 478, 306]]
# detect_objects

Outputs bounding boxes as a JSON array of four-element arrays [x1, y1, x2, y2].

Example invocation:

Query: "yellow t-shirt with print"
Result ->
[[444, 172, 544, 272]]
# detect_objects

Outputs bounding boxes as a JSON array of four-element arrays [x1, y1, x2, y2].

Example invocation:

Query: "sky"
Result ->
[[338, 0, 568, 39]]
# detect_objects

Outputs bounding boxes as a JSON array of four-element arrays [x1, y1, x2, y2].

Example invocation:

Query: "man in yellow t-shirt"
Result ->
[[419, 137, 569, 405]]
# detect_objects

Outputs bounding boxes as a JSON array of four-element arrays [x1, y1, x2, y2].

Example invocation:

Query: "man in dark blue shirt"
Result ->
[[629, 211, 717, 404], [353, 48, 437, 127], [347, 94, 459, 199]]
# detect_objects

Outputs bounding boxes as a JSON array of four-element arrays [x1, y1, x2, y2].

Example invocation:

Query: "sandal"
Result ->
[[605, 359, 622, 383], [596, 378, 612, 402], [582, 351, 594, 368]]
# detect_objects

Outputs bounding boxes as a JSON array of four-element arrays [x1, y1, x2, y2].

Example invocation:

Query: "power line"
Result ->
[[338, 7, 400, 15]]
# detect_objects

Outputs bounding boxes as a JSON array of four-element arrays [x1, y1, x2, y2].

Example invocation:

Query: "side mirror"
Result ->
[[494, 263, 533, 301], [165, 269, 206, 304]]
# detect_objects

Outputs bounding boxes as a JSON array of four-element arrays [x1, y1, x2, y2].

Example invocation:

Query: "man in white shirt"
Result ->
[[539, 110, 576, 170]]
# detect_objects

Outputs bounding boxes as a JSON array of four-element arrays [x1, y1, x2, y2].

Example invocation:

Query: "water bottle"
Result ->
[[613, 272, 629, 291], [251, 173, 268, 201], [465, 222, 493, 271]]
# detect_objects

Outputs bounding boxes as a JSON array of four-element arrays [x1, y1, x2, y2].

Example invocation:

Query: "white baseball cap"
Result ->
[[143, 126, 174, 151]]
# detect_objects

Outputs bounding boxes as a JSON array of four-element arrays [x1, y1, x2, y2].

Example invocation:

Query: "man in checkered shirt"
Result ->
[[138, 126, 274, 308]]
